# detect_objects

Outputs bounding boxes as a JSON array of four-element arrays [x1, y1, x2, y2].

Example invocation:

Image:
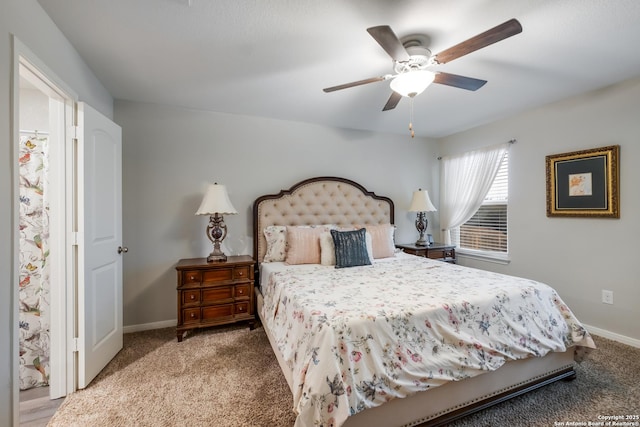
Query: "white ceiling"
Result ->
[[37, 0, 640, 138]]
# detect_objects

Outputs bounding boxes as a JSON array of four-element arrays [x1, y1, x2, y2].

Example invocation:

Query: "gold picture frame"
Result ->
[[546, 145, 619, 218]]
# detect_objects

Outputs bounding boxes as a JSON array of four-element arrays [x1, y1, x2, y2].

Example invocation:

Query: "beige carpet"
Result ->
[[48, 326, 639, 427], [49, 326, 296, 427]]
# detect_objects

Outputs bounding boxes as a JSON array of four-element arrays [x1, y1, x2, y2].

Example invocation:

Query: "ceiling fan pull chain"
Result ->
[[409, 96, 415, 138]]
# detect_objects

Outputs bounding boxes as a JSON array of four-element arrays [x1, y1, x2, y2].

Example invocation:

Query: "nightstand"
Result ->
[[175, 255, 256, 342], [396, 243, 456, 263]]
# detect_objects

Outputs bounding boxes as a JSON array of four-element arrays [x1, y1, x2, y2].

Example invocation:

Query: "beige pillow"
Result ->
[[361, 224, 395, 259], [285, 226, 325, 265]]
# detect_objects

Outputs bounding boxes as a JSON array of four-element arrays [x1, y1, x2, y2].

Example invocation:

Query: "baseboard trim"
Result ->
[[123, 319, 177, 334], [584, 324, 640, 348]]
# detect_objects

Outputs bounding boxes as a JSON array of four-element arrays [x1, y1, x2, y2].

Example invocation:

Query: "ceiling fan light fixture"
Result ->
[[390, 70, 436, 97]]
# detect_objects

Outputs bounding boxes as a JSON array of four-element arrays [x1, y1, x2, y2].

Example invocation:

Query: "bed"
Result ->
[[252, 176, 595, 427]]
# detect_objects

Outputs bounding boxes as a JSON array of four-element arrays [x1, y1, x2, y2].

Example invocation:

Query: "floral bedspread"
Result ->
[[260, 255, 595, 427]]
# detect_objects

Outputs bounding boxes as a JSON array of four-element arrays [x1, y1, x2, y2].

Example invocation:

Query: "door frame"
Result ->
[[11, 36, 78, 420]]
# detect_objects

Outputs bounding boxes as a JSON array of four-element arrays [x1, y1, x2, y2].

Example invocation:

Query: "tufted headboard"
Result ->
[[253, 176, 394, 264]]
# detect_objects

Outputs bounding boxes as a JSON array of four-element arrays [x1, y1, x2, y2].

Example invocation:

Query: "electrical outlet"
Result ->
[[602, 290, 614, 305]]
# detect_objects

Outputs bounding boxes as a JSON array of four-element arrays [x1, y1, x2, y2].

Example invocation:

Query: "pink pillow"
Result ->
[[285, 226, 325, 265], [362, 224, 395, 259]]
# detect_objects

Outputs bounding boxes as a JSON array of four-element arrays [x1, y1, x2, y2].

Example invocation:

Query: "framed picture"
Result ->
[[546, 145, 619, 218]]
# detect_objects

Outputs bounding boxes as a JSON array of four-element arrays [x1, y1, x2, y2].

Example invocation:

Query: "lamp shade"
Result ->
[[409, 189, 437, 212], [390, 70, 436, 97], [195, 183, 238, 215]]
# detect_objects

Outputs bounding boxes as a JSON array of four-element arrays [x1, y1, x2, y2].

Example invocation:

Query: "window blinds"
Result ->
[[458, 152, 509, 253]]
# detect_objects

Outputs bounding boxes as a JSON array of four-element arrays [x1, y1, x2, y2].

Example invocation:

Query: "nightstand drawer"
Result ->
[[234, 266, 250, 280], [235, 302, 249, 315], [183, 270, 202, 284], [183, 308, 201, 324], [202, 286, 233, 303], [396, 243, 456, 264], [235, 283, 250, 299], [202, 304, 234, 320], [426, 249, 447, 259], [203, 268, 233, 283], [182, 290, 201, 305]]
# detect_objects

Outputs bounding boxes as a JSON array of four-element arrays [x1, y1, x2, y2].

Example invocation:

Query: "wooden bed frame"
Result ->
[[253, 176, 576, 427]]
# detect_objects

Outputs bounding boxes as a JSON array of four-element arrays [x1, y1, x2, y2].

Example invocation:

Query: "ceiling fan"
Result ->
[[323, 19, 523, 112]]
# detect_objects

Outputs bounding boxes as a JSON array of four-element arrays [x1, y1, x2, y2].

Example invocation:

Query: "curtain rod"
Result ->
[[437, 139, 516, 160], [19, 129, 49, 135]]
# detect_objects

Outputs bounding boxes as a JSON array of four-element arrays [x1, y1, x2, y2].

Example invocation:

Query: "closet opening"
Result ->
[[17, 55, 74, 409], [14, 39, 123, 425]]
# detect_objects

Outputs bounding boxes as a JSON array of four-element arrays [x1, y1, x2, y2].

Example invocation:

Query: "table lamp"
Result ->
[[195, 183, 238, 262], [408, 188, 437, 246]]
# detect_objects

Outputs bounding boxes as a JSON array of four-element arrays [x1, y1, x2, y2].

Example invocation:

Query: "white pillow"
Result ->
[[263, 225, 287, 262], [320, 229, 374, 266], [319, 231, 336, 266]]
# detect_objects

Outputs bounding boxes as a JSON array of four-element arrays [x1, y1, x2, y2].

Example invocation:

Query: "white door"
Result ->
[[76, 102, 123, 389]]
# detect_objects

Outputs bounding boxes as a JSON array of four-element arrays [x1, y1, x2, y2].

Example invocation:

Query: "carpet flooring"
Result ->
[[47, 326, 639, 427]]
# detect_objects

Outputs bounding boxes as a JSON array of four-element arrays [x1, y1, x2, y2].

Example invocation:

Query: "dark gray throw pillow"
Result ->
[[330, 228, 372, 268]]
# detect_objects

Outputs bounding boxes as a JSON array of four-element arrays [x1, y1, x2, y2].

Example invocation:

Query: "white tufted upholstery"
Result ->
[[254, 178, 393, 263]]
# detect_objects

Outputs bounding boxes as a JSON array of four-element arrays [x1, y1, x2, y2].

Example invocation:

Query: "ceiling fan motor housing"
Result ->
[[394, 45, 432, 74]]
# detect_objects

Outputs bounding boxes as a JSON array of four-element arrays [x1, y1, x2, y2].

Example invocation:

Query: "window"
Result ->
[[453, 152, 508, 254]]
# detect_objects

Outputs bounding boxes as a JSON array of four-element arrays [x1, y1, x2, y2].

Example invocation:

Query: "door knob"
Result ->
[[118, 246, 129, 254]]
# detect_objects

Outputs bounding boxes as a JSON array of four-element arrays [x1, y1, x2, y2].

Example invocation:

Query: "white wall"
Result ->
[[1, 1, 113, 424], [438, 76, 640, 342], [19, 89, 49, 131], [114, 100, 440, 327]]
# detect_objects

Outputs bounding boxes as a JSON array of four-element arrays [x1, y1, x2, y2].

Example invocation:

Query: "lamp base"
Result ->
[[414, 212, 429, 247], [207, 252, 227, 263], [414, 238, 429, 247], [205, 213, 228, 262]]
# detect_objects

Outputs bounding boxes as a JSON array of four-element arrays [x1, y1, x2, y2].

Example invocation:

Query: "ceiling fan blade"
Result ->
[[367, 25, 411, 62], [434, 72, 487, 91], [434, 18, 522, 64], [323, 76, 387, 93], [382, 92, 403, 111]]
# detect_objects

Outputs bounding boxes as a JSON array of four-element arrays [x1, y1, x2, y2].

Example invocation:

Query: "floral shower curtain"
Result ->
[[18, 132, 51, 390]]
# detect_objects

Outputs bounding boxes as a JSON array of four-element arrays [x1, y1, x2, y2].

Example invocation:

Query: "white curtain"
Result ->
[[439, 143, 509, 245]]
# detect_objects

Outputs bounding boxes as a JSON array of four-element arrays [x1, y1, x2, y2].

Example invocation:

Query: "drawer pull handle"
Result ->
[[238, 271, 244, 276], [190, 275, 196, 281], [190, 313, 196, 318], [238, 306, 244, 312], [190, 294, 195, 300], [238, 289, 244, 295]]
